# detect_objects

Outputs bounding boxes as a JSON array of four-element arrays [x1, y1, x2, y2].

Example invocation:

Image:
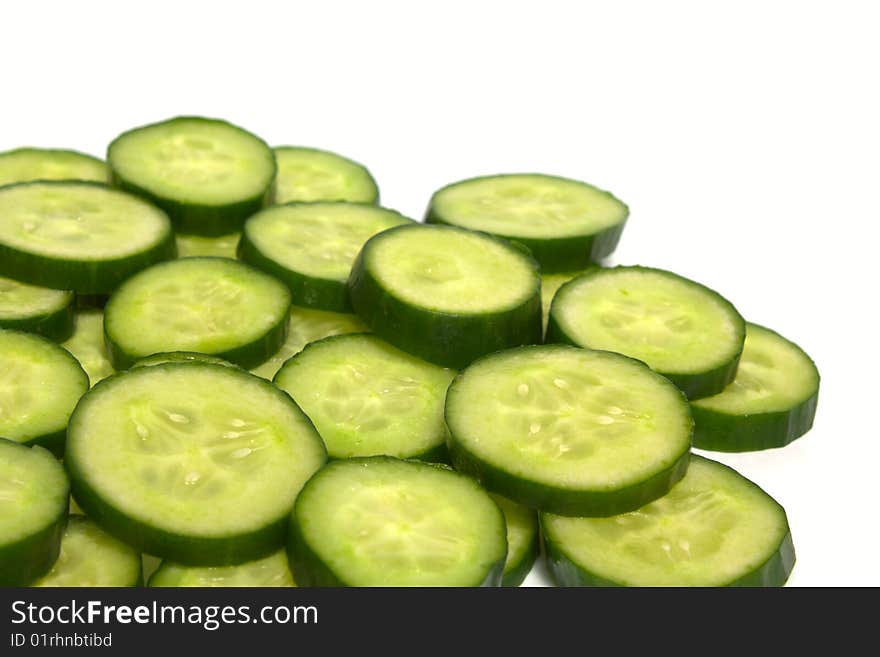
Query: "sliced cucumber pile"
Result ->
[[0, 439, 69, 586], [0, 117, 818, 587], [273, 147, 379, 205], [447, 345, 692, 516], [492, 495, 539, 587], [427, 174, 627, 271], [0, 329, 89, 453], [108, 116, 276, 236], [0, 182, 175, 293], [349, 223, 542, 369], [149, 549, 294, 587], [542, 455, 795, 586], [61, 309, 115, 386], [0, 147, 108, 186], [0, 275, 74, 340], [104, 257, 291, 368], [240, 202, 411, 311], [289, 457, 507, 586], [275, 334, 455, 460], [176, 232, 240, 259], [250, 305, 368, 380], [66, 362, 326, 564], [691, 323, 820, 451], [33, 515, 142, 587], [548, 266, 746, 399]]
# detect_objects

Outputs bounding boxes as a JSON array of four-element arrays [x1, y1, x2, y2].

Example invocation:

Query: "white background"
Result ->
[[2, 1, 877, 586]]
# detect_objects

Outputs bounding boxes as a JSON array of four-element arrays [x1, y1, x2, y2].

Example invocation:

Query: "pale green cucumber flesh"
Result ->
[[150, 549, 294, 587], [34, 515, 142, 587], [292, 457, 507, 586], [273, 147, 378, 204], [0, 148, 108, 186], [176, 232, 240, 259], [274, 334, 455, 459], [61, 309, 115, 386], [491, 494, 538, 586]]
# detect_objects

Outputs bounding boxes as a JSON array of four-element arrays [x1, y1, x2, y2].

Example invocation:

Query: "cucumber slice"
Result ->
[[33, 515, 142, 587], [239, 202, 411, 311], [273, 147, 379, 205], [542, 455, 795, 586], [349, 223, 542, 369], [0, 275, 74, 340], [691, 323, 820, 452], [541, 269, 594, 335], [548, 266, 745, 399], [274, 334, 455, 460], [289, 457, 507, 586], [149, 549, 294, 587], [61, 309, 115, 386], [104, 257, 291, 369], [133, 351, 238, 369], [426, 174, 627, 272], [250, 305, 368, 380], [66, 362, 327, 565], [108, 116, 276, 236], [0, 329, 89, 453], [491, 494, 539, 587], [446, 345, 692, 517], [0, 440, 69, 586], [176, 232, 240, 259], [0, 181, 175, 294], [0, 147, 108, 186]]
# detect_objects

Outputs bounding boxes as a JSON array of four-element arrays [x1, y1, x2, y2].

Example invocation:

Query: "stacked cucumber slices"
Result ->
[[0, 116, 818, 587]]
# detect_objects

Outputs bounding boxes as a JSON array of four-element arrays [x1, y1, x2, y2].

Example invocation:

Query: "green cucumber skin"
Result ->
[[427, 213, 625, 273], [108, 117, 276, 237], [545, 266, 745, 399], [0, 441, 69, 587], [543, 520, 795, 588], [287, 511, 505, 588], [502, 534, 539, 587], [103, 259, 291, 370], [448, 433, 690, 517], [0, 293, 75, 341], [691, 390, 818, 452], [348, 230, 543, 370], [0, 182, 177, 294], [238, 231, 352, 312]]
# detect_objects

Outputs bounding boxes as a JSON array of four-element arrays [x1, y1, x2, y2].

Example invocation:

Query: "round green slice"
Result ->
[[0, 181, 175, 293], [274, 334, 455, 460], [349, 223, 542, 369], [548, 266, 745, 399], [0, 439, 69, 586], [289, 457, 507, 586], [427, 174, 628, 271], [0, 275, 74, 340], [104, 257, 291, 369], [149, 549, 295, 587], [542, 455, 795, 586], [0, 148, 108, 186], [691, 323, 820, 451], [250, 305, 368, 380], [61, 309, 115, 386], [33, 515, 142, 587], [492, 494, 539, 587], [108, 116, 276, 235], [273, 146, 379, 205], [176, 232, 240, 259], [446, 345, 692, 517], [66, 362, 327, 565], [239, 202, 411, 311], [0, 329, 89, 453]]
